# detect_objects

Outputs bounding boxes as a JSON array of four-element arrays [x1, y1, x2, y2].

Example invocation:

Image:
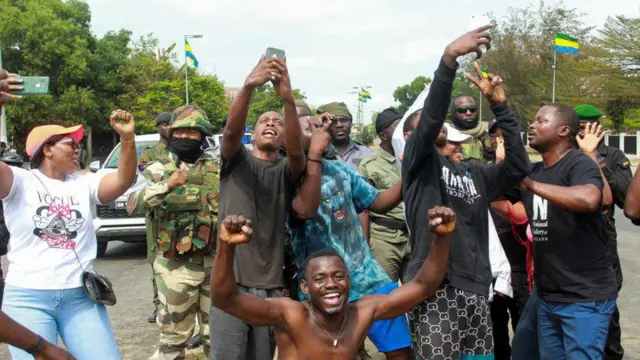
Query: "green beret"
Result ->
[[574, 104, 604, 122], [317, 102, 352, 120], [171, 105, 213, 136]]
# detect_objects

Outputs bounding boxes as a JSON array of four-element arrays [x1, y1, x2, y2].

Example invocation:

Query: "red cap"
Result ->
[[26, 125, 84, 158]]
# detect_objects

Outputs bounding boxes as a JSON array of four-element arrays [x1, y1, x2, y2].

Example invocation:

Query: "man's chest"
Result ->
[[439, 164, 483, 206]]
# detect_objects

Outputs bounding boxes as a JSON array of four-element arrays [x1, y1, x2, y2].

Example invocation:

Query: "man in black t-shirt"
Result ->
[[402, 27, 532, 359], [516, 104, 617, 359], [210, 57, 306, 360]]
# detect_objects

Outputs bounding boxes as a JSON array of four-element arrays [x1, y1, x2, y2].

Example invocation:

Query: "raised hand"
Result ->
[[465, 62, 506, 105], [576, 122, 604, 156], [219, 215, 253, 245], [309, 120, 332, 157], [428, 206, 456, 235], [109, 109, 135, 140], [244, 57, 280, 90], [444, 24, 492, 66], [271, 59, 294, 103]]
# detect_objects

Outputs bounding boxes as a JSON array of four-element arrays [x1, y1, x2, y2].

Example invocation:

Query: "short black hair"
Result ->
[[549, 104, 580, 139], [403, 109, 422, 134], [302, 249, 346, 278]]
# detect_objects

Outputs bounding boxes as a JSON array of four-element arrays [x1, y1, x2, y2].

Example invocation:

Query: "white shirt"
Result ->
[[2, 168, 104, 289]]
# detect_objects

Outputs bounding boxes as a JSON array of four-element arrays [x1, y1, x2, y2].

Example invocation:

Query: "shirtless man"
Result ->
[[211, 208, 454, 359]]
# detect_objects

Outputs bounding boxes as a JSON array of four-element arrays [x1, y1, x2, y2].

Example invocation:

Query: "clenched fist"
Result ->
[[109, 109, 135, 139], [428, 206, 456, 236], [218, 215, 253, 245]]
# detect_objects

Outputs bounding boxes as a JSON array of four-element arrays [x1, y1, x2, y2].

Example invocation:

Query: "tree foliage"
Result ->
[[246, 85, 306, 126], [0, 0, 230, 152], [392, 76, 431, 114]]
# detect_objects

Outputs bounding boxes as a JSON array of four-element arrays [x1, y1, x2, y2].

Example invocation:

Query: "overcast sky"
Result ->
[[85, 0, 638, 122]]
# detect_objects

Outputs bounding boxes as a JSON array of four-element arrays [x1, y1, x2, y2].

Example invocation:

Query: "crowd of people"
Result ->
[[0, 23, 639, 360]]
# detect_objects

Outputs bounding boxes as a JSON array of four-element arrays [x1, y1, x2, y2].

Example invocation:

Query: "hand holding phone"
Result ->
[[9, 76, 49, 95], [468, 15, 492, 56]]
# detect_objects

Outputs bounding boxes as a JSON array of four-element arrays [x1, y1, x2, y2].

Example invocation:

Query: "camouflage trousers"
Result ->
[[150, 254, 212, 360]]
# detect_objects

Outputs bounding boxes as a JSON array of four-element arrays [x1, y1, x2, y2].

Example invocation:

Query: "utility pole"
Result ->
[[184, 34, 203, 105], [0, 41, 6, 144], [349, 85, 372, 133]]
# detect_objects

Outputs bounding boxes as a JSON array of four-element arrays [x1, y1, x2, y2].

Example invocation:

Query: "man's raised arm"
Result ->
[[272, 59, 306, 180], [403, 25, 492, 172], [210, 215, 288, 327], [368, 206, 454, 320], [222, 58, 278, 165]]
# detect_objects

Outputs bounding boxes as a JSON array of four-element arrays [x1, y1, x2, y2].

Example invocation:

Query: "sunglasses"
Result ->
[[456, 106, 478, 114], [53, 138, 80, 150]]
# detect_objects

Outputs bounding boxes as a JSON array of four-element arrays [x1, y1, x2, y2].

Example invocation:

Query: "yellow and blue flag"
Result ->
[[361, 89, 372, 100], [185, 40, 199, 67], [358, 94, 367, 102], [554, 33, 579, 54]]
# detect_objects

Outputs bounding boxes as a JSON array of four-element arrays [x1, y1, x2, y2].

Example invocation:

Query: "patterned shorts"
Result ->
[[408, 284, 494, 360]]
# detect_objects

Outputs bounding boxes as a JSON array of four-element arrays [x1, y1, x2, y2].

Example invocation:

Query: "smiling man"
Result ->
[[210, 57, 306, 360], [211, 207, 452, 360]]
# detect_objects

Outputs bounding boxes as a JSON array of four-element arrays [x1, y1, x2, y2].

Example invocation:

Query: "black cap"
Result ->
[[375, 108, 402, 134], [155, 112, 172, 126]]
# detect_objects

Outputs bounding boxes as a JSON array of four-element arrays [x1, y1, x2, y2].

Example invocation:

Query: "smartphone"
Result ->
[[265, 47, 285, 60], [468, 14, 491, 31], [10, 76, 50, 95]]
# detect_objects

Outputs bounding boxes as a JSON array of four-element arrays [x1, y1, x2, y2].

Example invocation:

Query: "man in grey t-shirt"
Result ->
[[209, 58, 306, 360]]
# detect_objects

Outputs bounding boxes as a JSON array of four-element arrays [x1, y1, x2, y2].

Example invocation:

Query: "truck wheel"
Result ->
[[97, 241, 108, 258]]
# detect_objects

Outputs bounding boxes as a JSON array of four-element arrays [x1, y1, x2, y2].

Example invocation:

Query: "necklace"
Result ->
[[304, 302, 349, 347]]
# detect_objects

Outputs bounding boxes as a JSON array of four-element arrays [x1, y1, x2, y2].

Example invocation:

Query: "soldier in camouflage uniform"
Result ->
[[127, 105, 218, 360], [140, 112, 172, 323]]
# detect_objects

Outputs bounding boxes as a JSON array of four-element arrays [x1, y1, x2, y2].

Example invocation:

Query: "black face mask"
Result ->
[[170, 138, 203, 163]]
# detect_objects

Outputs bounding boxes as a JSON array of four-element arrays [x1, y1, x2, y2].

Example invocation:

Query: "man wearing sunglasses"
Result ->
[[450, 95, 495, 164]]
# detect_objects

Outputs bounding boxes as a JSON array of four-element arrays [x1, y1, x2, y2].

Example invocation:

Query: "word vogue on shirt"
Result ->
[[441, 165, 480, 204]]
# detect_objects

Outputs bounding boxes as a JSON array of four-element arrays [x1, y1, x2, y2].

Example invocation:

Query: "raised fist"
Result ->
[[428, 206, 456, 235], [109, 109, 135, 139], [219, 215, 253, 245]]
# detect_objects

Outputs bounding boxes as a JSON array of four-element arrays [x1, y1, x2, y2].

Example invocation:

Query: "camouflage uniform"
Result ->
[[127, 106, 218, 360], [140, 141, 170, 312], [358, 147, 410, 283]]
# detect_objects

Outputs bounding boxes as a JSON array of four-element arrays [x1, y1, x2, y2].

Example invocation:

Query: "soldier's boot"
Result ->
[[148, 308, 158, 323]]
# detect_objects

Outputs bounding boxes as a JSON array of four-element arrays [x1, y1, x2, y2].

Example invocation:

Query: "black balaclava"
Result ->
[[170, 138, 203, 164]]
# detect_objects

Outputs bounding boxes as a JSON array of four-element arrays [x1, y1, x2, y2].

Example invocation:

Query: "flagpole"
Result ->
[[184, 36, 189, 105], [552, 49, 557, 104], [0, 40, 6, 145], [184, 34, 203, 106]]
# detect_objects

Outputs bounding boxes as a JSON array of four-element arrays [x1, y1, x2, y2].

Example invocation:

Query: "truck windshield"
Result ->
[[104, 141, 157, 169]]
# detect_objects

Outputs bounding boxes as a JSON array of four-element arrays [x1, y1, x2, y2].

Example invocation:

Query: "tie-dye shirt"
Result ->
[[289, 158, 392, 302]]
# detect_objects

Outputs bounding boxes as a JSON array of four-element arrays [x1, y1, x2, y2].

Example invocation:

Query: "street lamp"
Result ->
[[184, 34, 203, 105]]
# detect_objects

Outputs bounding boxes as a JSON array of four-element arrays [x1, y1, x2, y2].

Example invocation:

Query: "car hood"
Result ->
[[93, 168, 148, 201]]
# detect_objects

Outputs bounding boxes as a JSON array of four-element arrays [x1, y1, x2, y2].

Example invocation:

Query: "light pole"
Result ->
[[349, 85, 372, 131], [184, 34, 203, 105]]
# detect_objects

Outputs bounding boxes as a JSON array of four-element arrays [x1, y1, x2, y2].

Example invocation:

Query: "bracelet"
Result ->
[[26, 335, 44, 355], [307, 158, 322, 164], [120, 137, 135, 144]]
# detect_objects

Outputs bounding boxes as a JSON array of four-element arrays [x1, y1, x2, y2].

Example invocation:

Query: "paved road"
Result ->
[[1, 213, 638, 359]]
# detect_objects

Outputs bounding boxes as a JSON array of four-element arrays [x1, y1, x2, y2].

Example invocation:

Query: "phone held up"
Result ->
[[9, 76, 50, 95], [467, 15, 492, 58], [265, 47, 285, 61]]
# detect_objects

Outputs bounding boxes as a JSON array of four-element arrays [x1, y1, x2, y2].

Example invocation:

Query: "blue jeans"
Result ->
[[2, 284, 120, 360], [511, 288, 539, 360], [539, 297, 616, 360]]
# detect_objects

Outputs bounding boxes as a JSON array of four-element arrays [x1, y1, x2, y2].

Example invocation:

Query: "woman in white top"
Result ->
[[0, 110, 137, 360]]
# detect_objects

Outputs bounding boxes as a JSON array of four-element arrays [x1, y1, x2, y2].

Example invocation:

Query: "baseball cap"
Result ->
[[155, 112, 172, 126], [26, 124, 84, 158], [444, 123, 472, 144]]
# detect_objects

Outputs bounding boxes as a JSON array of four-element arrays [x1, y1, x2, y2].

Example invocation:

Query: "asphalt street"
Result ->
[[1, 213, 638, 359]]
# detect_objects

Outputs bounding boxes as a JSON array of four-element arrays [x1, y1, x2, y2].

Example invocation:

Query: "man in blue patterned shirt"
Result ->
[[289, 115, 413, 359]]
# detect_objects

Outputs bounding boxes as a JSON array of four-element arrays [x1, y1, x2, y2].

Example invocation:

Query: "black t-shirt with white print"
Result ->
[[515, 149, 617, 303]]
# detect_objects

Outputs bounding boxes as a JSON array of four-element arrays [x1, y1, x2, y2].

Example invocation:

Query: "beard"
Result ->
[[452, 115, 479, 130]]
